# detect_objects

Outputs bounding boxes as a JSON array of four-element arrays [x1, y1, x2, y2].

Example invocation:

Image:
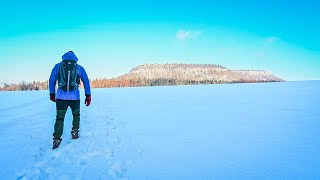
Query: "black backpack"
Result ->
[[58, 60, 80, 92]]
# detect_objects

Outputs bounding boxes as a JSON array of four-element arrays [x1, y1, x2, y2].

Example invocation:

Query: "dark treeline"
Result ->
[[0, 81, 48, 91], [0, 77, 281, 92], [90, 77, 280, 89]]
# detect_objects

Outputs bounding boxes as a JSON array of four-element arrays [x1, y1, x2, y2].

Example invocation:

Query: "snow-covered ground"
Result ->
[[0, 81, 319, 179]]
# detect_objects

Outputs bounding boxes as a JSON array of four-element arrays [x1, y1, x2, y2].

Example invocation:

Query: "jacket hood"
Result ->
[[62, 51, 78, 61]]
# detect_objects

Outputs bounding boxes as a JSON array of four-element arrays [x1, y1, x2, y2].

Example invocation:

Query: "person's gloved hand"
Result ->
[[85, 94, 91, 106], [50, 93, 56, 102]]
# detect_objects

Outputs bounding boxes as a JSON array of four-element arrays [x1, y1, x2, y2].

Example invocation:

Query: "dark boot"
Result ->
[[71, 129, 79, 139], [52, 139, 62, 149]]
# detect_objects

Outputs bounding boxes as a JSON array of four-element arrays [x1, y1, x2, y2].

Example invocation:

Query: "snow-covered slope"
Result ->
[[118, 63, 284, 83], [0, 81, 319, 179]]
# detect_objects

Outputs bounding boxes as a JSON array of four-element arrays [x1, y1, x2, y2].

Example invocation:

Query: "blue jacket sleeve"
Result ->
[[49, 64, 59, 94], [79, 65, 91, 95]]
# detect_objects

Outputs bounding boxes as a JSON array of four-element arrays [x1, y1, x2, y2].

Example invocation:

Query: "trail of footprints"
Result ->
[[17, 106, 131, 179]]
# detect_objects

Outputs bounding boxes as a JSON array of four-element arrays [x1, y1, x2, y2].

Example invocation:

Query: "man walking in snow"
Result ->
[[49, 51, 91, 149]]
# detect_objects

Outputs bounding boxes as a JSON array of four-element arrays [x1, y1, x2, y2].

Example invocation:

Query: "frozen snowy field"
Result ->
[[0, 81, 319, 179]]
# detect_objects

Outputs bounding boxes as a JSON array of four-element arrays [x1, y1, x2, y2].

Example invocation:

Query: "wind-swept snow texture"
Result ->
[[0, 81, 319, 179]]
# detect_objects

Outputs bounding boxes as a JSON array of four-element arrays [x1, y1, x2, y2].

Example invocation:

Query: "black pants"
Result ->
[[53, 99, 80, 140]]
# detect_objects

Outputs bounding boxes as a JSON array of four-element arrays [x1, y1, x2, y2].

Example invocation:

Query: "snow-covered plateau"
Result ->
[[0, 81, 319, 179]]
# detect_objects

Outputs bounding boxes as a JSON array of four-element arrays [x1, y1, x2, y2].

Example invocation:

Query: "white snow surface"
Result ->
[[0, 81, 319, 179]]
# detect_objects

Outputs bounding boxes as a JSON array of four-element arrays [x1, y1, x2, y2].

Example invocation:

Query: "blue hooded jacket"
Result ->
[[49, 51, 91, 100]]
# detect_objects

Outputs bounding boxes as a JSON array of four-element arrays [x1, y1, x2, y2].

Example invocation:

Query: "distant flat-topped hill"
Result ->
[[0, 63, 284, 91], [91, 63, 284, 88]]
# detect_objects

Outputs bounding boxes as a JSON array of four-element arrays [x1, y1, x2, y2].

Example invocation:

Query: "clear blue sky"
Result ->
[[0, 0, 319, 84]]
